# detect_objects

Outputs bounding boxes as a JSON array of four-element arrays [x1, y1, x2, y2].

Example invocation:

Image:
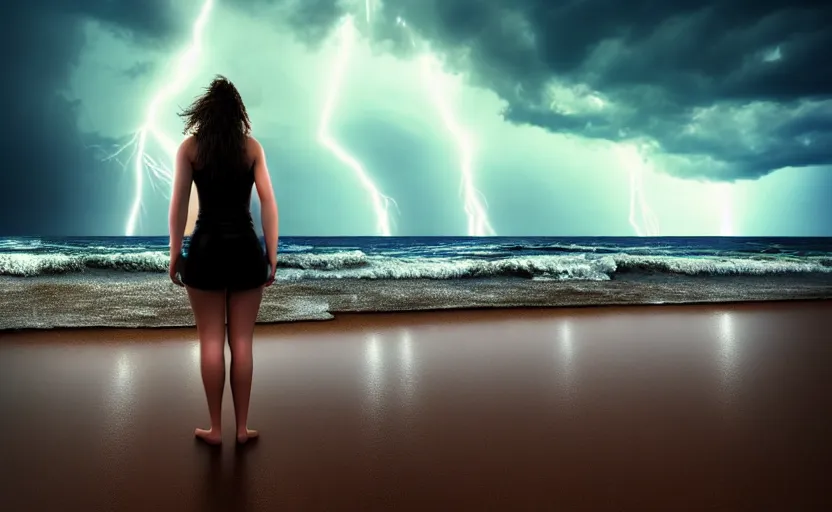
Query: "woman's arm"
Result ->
[[184, 182, 199, 235], [252, 138, 279, 280], [169, 137, 194, 261]]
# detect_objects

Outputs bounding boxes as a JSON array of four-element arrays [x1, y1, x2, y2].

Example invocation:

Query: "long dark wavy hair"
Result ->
[[178, 75, 251, 170]]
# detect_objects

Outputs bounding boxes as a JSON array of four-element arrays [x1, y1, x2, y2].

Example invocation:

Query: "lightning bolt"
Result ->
[[365, 0, 373, 24], [714, 182, 734, 236], [629, 166, 660, 237], [615, 143, 660, 236], [318, 16, 396, 236], [397, 18, 496, 236], [419, 55, 495, 236], [102, 0, 214, 236]]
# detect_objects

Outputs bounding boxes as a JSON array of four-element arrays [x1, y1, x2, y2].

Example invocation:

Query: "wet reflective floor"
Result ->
[[1, 302, 830, 510]]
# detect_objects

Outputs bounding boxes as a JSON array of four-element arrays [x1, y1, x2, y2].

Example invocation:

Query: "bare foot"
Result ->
[[195, 428, 222, 445], [236, 429, 259, 444]]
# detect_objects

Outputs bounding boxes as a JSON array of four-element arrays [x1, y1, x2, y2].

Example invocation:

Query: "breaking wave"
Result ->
[[0, 252, 171, 276], [614, 254, 832, 276], [279, 250, 368, 270], [2, 249, 831, 280]]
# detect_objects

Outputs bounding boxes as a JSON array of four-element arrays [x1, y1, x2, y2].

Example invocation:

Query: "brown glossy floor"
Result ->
[[1, 302, 830, 510]]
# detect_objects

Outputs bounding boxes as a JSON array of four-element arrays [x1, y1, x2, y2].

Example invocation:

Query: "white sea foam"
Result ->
[[1, 249, 830, 280]]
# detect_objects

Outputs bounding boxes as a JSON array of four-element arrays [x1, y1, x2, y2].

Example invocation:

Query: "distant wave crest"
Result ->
[[614, 254, 832, 276], [280, 254, 616, 281], [0, 252, 169, 276], [2, 249, 831, 279], [279, 250, 368, 270]]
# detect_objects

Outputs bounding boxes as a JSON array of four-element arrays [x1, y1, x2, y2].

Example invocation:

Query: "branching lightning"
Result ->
[[419, 54, 495, 236], [103, 0, 214, 236], [101, 0, 693, 239], [318, 16, 396, 236], [397, 17, 496, 236]]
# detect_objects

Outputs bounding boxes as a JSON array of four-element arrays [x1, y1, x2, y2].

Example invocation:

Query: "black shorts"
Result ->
[[180, 230, 270, 291]]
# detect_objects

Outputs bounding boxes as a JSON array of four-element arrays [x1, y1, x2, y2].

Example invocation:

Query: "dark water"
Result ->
[[1, 236, 831, 329]]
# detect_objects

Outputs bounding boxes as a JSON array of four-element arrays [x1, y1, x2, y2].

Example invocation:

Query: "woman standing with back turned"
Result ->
[[168, 76, 279, 445]]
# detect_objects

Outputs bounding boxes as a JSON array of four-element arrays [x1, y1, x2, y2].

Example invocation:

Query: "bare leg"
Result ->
[[187, 286, 227, 445], [227, 286, 264, 444]]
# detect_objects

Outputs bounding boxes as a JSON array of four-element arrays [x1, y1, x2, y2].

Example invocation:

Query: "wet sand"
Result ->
[[3, 273, 832, 330], [0, 302, 830, 510]]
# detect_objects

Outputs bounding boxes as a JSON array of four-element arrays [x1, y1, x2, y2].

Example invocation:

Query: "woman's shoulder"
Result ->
[[245, 135, 263, 152], [245, 136, 267, 162], [178, 135, 198, 158]]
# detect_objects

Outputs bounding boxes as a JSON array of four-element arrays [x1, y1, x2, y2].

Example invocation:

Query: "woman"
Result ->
[[168, 76, 279, 445]]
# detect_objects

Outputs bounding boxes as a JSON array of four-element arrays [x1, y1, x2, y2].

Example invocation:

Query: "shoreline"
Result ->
[[3, 298, 830, 338], [2, 273, 832, 331]]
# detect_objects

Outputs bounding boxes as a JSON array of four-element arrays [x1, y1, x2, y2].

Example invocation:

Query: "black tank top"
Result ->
[[192, 161, 256, 235]]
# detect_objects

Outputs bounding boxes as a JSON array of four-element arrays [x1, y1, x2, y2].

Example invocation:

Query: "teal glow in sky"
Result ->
[[2, 0, 831, 236]]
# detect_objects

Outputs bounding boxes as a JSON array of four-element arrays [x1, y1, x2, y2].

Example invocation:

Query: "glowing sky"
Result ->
[[1, 0, 830, 236]]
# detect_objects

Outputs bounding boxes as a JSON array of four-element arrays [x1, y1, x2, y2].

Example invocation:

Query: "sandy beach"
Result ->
[[1, 302, 830, 510]]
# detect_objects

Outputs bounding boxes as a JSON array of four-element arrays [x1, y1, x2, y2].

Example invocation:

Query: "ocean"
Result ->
[[1, 236, 831, 330]]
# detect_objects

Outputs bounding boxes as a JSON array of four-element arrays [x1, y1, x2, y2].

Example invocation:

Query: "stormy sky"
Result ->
[[1, 0, 830, 236]]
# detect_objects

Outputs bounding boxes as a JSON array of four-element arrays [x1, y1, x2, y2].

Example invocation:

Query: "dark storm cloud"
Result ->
[[123, 61, 155, 79], [342, 0, 832, 180], [285, 0, 348, 42], [226, 0, 348, 45], [0, 0, 178, 235], [50, 0, 178, 40], [368, 0, 832, 180]]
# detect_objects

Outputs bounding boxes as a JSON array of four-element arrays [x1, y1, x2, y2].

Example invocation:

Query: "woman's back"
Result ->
[[192, 157, 257, 235], [181, 138, 269, 292]]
